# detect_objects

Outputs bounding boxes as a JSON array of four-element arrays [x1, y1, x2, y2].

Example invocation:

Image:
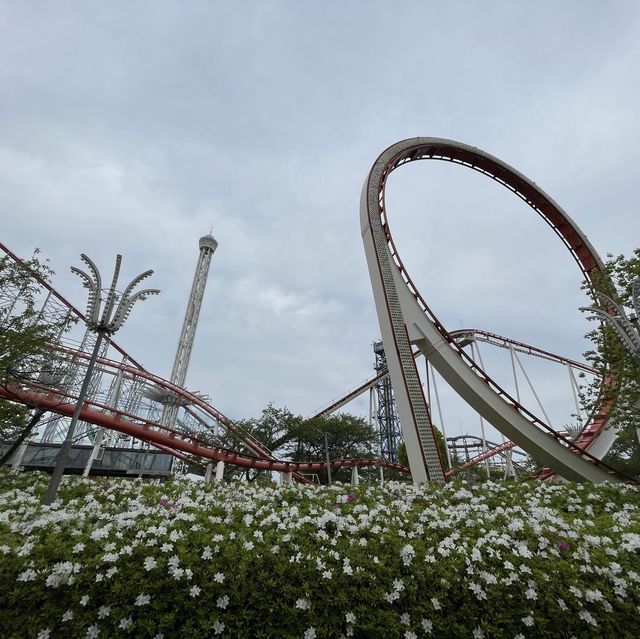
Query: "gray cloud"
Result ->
[[2, 1, 639, 449]]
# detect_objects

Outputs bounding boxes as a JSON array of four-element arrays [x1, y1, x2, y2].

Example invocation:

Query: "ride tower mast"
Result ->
[[373, 341, 403, 464], [161, 233, 218, 427]]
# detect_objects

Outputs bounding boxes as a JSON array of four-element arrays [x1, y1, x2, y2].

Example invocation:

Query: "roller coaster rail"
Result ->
[[360, 137, 628, 483]]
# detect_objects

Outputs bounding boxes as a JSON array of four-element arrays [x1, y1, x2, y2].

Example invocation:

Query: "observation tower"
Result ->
[[160, 233, 218, 427]]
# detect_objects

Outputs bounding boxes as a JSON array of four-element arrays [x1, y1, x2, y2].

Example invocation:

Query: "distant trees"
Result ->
[[582, 250, 640, 476], [285, 412, 378, 484], [0, 250, 68, 437], [198, 404, 378, 483]]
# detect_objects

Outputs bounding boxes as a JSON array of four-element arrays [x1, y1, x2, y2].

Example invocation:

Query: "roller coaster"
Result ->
[[0, 137, 631, 483]]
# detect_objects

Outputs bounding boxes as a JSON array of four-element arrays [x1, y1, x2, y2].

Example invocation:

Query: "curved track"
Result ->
[[360, 137, 622, 483], [0, 349, 409, 476], [0, 242, 408, 479], [309, 328, 603, 474], [309, 328, 598, 419]]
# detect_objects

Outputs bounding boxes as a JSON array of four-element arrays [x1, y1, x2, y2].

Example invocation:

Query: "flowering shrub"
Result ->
[[1, 468, 639, 638]]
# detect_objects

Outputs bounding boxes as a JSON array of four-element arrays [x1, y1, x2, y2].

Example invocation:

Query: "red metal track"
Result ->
[[0, 383, 409, 474], [1, 243, 408, 477], [310, 328, 598, 420]]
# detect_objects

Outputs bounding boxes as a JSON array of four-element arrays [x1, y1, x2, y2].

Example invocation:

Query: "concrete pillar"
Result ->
[[285, 471, 293, 486], [214, 461, 225, 482], [83, 427, 105, 477], [351, 466, 360, 486], [11, 441, 29, 470], [204, 463, 213, 482]]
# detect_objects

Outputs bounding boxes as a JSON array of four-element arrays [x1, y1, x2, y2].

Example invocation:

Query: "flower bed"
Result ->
[[1, 468, 639, 638]]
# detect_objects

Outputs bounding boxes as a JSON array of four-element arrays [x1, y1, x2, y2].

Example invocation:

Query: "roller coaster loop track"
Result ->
[[360, 137, 628, 483]]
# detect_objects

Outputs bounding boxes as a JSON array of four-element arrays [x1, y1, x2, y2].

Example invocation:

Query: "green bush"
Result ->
[[0, 468, 639, 638]]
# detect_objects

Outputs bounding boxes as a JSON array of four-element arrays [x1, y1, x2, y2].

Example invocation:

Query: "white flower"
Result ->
[[400, 612, 410, 625], [557, 598, 567, 610], [144, 557, 157, 571], [585, 589, 603, 603], [345, 612, 356, 624], [214, 572, 225, 583], [85, 624, 100, 639], [72, 543, 85, 553], [135, 593, 151, 606], [421, 618, 433, 633], [303, 628, 316, 639], [405, 632, 417, 639], [322, 570, 332, 579], [525, 588, 537, 600], [212, 620, 225, 635], [17, 568, 37, 582], [522, 616, 535, 627], [62, 610, 74, 622], [468, 583, 487, 601], [216, 594, 229, 608], [36, 629, 51, 639], [190, 585, 202, 598], [430, 597, 441, 610], [578, 610, 598, 626], [393, 578, 404, 591], [98, 606, 111, 619], [473, 628, 484, 639], [296, 598, 310, 611], [400, 544, 415, 566], [80, 595, 90, 606], [119, 617, 133, 630], [201, 546, 212, 560]]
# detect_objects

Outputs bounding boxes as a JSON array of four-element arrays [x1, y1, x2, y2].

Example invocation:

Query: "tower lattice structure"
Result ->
[[161, 233, 217, 427], [373, 341, 403, 463]]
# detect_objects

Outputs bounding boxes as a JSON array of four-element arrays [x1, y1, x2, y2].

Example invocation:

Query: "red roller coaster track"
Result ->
[[0, 241, 409, 477]]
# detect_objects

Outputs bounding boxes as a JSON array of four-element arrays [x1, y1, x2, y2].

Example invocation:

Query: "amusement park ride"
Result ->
[[0, 137, 635, 484]]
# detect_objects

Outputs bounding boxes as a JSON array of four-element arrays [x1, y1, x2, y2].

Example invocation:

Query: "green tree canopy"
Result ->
[[0, 249, 70, 442], [285, 412, 377, 484], [582, 250, 640, 476], [195, 404, 378, 484]]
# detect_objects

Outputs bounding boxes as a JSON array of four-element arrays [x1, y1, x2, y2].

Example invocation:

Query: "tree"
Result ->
[[0, 249, 70, 460], [203, 405, 378, 484], [286, 412, 378, 484], [582, 250, 640, 476]]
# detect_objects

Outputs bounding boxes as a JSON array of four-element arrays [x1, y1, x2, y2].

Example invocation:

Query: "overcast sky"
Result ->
[[2, 1, 640, 446]]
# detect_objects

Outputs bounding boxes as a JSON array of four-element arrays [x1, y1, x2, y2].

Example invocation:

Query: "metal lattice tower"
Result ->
[[373, 341, 403, 463], [161, 233, 217, 427]]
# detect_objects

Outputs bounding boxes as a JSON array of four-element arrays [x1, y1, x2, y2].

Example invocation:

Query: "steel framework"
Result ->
[[161, 233, 218, 427], [372, 341, 403, 463]]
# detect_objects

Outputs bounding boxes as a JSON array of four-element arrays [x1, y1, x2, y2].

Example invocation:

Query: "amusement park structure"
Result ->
[[0, 137, 635, 485], [158, 233, 218, 428], [360, 137, 625, 484], [372, 341, 402, 464]]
